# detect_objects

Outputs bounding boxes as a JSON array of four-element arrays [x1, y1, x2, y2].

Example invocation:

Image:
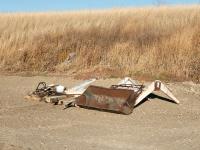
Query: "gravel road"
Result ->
[[0, 75, 200, 150]]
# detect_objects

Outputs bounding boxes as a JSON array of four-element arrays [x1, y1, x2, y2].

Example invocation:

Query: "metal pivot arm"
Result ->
[[134, 80, 180, 106]]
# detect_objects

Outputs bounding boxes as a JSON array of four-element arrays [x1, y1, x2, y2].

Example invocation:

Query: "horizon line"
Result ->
[[0, 4, 199, 14]]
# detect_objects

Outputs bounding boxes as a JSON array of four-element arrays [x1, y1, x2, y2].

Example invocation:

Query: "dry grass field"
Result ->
[[0, 6, 199, 82]]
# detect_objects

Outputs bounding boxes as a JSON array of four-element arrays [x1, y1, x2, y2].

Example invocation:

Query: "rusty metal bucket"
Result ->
[[75, 85, 141, 114]]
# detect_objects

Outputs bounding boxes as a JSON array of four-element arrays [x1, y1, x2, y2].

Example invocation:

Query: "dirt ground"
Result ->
[[0, 75, 200, 150]]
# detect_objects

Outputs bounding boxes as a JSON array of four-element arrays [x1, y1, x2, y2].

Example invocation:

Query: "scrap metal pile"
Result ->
[[26, 77, 179, 115]]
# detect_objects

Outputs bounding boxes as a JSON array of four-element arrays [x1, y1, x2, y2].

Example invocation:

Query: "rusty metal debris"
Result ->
[[115, 77, 180, 106], [72, 78, 179, 114], [25, 79, 96, 104], [26, 77, 179, 114], [75, 85, 141, 114], [33, 82, 66, 97]]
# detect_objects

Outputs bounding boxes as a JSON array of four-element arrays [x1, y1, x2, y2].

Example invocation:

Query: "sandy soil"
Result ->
[[0, 75, 200, 150]]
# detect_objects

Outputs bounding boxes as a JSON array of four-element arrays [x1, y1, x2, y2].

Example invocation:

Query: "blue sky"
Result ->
[[0, 0, 199, 12]]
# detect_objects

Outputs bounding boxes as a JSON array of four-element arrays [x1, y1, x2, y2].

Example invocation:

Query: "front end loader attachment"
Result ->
[[73, 78, 179, 114], [75, 85, 142, 114], [27, 77, 179, 115]]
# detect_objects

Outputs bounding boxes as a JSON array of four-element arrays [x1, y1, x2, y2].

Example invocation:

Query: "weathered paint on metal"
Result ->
[[75, 85, 140, 114], [154, 81, 161, 91]]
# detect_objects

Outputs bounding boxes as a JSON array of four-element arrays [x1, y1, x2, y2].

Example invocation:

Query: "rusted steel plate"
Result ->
[[75, 85, 139, 114]]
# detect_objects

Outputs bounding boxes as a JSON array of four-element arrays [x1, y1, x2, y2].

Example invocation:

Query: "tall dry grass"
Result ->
[[0, 6, 199, 81]]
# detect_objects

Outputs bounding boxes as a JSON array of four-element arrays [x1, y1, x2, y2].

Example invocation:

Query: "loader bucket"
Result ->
[[75, 85, 140, 114]]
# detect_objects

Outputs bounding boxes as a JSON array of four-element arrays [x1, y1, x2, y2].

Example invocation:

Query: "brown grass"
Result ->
[[0, 6, 199, 82]]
